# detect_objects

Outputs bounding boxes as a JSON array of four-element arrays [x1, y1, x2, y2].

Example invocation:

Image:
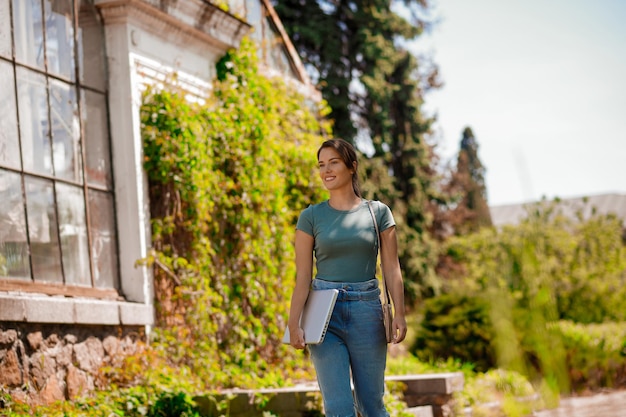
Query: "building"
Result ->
[[0, 0, 315, 404], [489, 192, 626, 228]]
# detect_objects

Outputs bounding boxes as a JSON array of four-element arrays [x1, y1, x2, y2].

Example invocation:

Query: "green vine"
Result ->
[[141, 37, 330, 388]]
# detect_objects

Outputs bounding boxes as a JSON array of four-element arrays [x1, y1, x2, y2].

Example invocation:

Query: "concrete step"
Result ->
[[405, 405, 434, 417], [194, 373, 465, 417]]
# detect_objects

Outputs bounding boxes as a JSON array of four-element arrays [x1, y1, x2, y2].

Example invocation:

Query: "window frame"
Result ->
[[0, 0, 120, 298]]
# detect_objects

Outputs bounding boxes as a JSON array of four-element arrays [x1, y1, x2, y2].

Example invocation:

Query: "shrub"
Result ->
[[552, 320, 626, 391], [411, 293, 497, 372], [148, 391, 200, 417]]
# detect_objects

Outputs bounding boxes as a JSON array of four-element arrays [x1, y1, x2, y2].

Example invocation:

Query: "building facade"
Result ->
[[0, 0, 314, 404], [489, 193, 626, 228]]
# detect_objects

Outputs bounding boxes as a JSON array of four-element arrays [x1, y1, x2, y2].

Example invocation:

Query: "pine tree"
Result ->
[[273, 0, 444, 301], [447, 127, 492, 235]]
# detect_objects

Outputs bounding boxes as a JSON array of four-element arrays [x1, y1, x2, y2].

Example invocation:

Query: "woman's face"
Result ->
[[318, 147, 354, 192]]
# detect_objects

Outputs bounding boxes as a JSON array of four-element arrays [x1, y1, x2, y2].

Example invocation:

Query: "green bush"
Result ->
[[148, 391, 200, 417], [552, 320, 626, 391], [463, 369, 540, 417], [412, 295, 626, 394], [411, 293, 497, 372], [443, 201, 626, 325]]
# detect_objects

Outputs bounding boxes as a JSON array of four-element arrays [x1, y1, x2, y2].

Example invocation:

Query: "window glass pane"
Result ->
[[82, 89, 111, 188], [5, 0, 116, 293], [25, 176, 63, 283], [0, 169, 30, 279], [56, 182, 90, 285], [16, 67, 53, 176], [0, 61, 21, 170], [0, 0, 12, 58], [88, 190, 118, 288], [13, 0, 45, 69], [78, 0, 106, 91], [50, 79, 82, 182], [44, 0, 75, 81]]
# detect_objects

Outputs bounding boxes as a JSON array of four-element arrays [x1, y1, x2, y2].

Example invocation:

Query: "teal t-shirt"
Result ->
[[296, 200, 395, 282]]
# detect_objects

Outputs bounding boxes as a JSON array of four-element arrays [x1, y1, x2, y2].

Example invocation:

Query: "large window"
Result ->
[[0, 0, 118, 295]]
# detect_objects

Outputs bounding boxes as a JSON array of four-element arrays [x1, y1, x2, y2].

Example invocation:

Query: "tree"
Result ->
[[446, 126, 492, 235], [273, 0, 445, 301]]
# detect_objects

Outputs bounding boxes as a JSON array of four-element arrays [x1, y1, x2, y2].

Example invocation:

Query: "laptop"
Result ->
[[283, 289, 339, 345]]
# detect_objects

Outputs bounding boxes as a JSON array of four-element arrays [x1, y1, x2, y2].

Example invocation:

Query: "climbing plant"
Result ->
[[141, 38, 330, 388]]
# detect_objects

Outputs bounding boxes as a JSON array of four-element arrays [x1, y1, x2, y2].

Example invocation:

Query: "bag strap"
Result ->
[[367, 200, 392, 307]]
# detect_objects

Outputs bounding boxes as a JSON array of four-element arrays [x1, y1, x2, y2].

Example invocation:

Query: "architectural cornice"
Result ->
[[259, 0, 310, 86], [95, 0, 251, 52]]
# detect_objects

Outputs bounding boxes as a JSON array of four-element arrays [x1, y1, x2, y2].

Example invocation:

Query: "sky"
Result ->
[[408, 0, 626, 206]]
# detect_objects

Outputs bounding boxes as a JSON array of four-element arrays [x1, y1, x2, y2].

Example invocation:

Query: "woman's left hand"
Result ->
[[391, 314, 407, 344]]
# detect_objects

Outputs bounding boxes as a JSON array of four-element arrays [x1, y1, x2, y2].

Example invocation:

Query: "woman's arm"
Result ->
[[288, 229, 315, 349], [380, 225, 407, 343]]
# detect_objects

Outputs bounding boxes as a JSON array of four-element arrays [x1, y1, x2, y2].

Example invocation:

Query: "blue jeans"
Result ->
[[309, 278, 389, 417]]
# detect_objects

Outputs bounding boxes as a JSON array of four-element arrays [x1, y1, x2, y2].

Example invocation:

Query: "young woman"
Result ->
[[287, 138, 407, 417]]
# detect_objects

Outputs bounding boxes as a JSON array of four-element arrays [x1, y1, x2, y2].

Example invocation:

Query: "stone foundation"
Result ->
[[0, 323, 145, 405]]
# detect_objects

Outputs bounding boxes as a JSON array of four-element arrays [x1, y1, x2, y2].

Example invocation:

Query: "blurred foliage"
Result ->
[[147, 392, 200, 417], [414, 199, 626, 396], [442, 199, 626, 323], [463, 369, 539, 417], [411, 293, 496, 372], [553, 320, 626, 391]]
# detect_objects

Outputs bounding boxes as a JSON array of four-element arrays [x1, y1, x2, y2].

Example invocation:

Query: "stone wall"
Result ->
[[0, 323, 144, 405]]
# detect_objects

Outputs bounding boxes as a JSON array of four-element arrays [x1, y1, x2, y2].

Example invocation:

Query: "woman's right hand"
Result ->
[[289, 230, 314, 350], [290, 327, 306, 350]]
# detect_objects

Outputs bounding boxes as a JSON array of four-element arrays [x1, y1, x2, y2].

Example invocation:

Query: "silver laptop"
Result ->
[[283, 289, 339, 344]]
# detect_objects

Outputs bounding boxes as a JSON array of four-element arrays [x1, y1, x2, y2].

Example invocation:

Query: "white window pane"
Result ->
[[17, 67, 53, 175], [44, 0, 75, 81], [0, 0, 12, 58], [13, 0, 45, 69], [50, 79, 83, 182], [0, 60, 20, 170], [6, 0, 116, 292], [0, 169, 30, 279], [82, 89, 111, 188], [56, 182, 91, 285], [88, 190, 118, 288], [25, 176, 63, 283], [77, 0, 106, 91]]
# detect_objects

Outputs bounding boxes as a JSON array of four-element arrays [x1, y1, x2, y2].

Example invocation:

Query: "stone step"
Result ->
[[387, 372, 464, 417], [194, 373, 465, 417], [405, 405, 434, 417]]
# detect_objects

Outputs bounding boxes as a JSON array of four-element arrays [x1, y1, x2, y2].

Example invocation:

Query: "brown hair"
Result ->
[[317, 139, 361, 197]]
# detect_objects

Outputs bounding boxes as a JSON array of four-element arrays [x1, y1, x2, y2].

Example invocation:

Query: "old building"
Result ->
[[0, 0, 314, 404], [489, 193, 626, 228]]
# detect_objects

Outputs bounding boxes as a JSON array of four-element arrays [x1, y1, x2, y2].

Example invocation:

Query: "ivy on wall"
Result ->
[[141, 38, 330, 387]]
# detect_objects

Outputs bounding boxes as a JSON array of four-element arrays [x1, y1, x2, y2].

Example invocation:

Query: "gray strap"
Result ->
[[367, 201, 391, 306]]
